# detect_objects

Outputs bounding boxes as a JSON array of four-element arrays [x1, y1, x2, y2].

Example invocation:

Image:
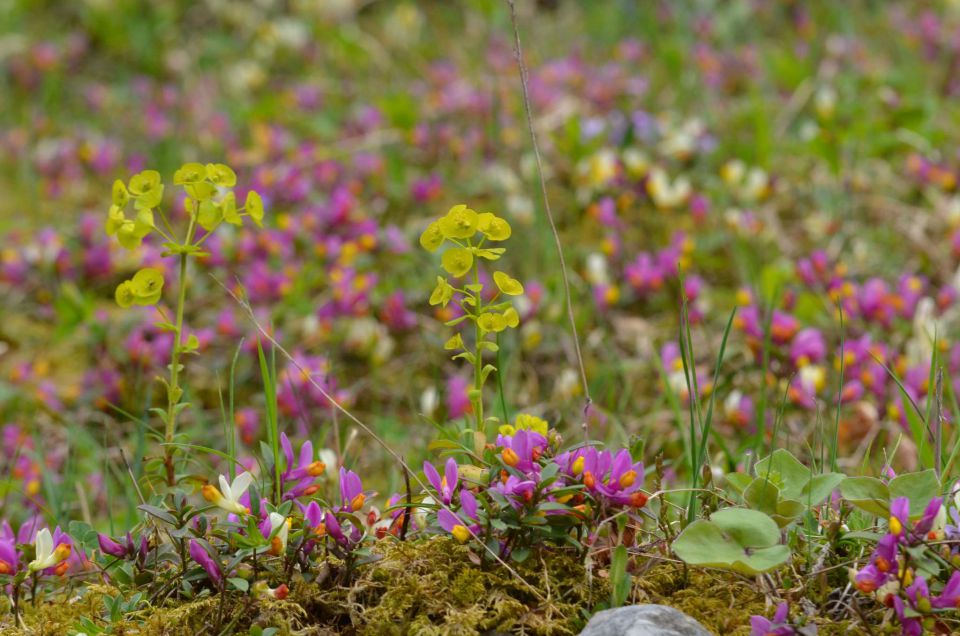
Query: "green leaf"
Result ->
[[889, 470, 941, 518], [724, 472, 753, 495], [138, 504, 178, 526], [609, 545, 631, 608], [839, 477, 890, 516], [802, 472, 845, 506], [744, 478, 779, 514], [672, 508, 789, 575], [753, 449, 810, 500], [228, 577, 249, 592]]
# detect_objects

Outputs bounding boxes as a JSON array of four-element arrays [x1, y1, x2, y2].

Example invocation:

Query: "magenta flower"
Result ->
[[933, 571, 960, 609], [749, 602, 799, 636], [789, 328, 826, 366], [424, 458, 459, 505], [280, 433, 326, 500], [339, 468, 367, 512], [490, 475, 537, 509], [446, 375, 471, 419], [188, 539, 223, 588], [496, 429, 547, 475]]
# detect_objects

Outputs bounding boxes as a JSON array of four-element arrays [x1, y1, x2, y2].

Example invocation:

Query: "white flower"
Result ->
[[28, 528, 70, 572], [647, 168, 691, 210], [202, 471, 254, 515], [267, 512, 290, 552]]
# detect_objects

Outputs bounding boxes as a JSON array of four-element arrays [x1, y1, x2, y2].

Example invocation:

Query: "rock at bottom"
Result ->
[[579, 604, 713, 636]]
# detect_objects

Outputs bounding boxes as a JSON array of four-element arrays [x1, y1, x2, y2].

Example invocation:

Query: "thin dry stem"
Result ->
[[507, 0, 592, 440]]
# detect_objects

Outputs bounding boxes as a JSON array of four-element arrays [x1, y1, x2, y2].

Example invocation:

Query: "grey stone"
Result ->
[[579, 605, 712, 636]]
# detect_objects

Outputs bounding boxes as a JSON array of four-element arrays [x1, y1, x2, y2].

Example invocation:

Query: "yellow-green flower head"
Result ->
[[444, 333, 464, 350], [128, 170, 164, 209], [514, 413, 548, 436], [499, 413, 549, 437], [478, 213, 511, 241], [438, 204, 479, 239], [116, 221, 144, 250], [115, 280, 136, 308], [206, 163, 237, 188], [441, 247, 474, 277], [493, 271, 523, 296], [133, 208, 155, 239], [429, 276, 454, 306], [478, 312, 507, 333], [186, 180, 216, 202], [245, 191, 264, 227], [130, 268, 165, 305], [503, 306, 520, 328], [222, 192, 241, 225], [174, 162, 207, 185], [106, 205, 126, 236], [197, 199, 222, 231], [112, 180, 129, 208], [419, 221, 444, 252]]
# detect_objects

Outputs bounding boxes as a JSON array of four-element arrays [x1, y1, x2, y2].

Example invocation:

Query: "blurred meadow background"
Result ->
[[3, 0, 960, 537]]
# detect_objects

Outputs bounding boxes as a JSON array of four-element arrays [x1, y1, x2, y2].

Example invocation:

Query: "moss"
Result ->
[[0, 542, 877, 635], [634, 562, 871, 636]]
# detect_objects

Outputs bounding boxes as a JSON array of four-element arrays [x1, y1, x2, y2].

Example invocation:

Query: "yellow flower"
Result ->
[[186, 181, 216, 202], [513, 413, 548, 436], [429, 276, 454, 306], [115, 281, 136, 308], [438, 204, 479, 239], [105, 205, 126, 236], [478, 312, 507, 332], [419, 221, 444, 252], [116, 221, 144, 250], [493, 271, 523, 296], [477, 213, 511, 241], [444, 333, 464, 350], [128, 170, 164, 209], [130, 268, 165, 305], [174, 162, 206, 185], [245, 191, 264, 227], [222, 192, 241, 225], [503, 307, 519, 328], [197, 199, 222, 231], [206, 163, 237, 187], [112, 180, 129, 207], [441, 248, 473, 277]]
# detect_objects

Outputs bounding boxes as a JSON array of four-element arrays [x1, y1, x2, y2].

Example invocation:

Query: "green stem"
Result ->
[[472, 261, 485, 437], [163, 215, 197, 487]]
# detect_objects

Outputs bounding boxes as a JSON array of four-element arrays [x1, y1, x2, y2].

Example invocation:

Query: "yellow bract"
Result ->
[[174, 163, 206, 185], [444, 333, 464, 350], [419, 221, 444, 252], [514, 413, 548, 436], [128, 170, 164, 209], [114, 281, 136, 308], [130, 268, 165, 305], [112, 180, 129, 207], [478, 312, 507, 332], [222, 192, 241, 225], [115, 268, 164, 308], [493, 271, 523, 296], [106, 205, 126, 236], [441, 248, 473, 277], [478, 213, 511, 241], [503, 306, 519, 328], [206, 163, 237, 187], [246, 191, 264, 227], [429, 276, 454, 306], [438, 204, 479, 239]]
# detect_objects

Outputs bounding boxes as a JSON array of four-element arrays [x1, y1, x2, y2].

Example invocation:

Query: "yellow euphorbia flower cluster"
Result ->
[[420, 204, 525, 432]]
